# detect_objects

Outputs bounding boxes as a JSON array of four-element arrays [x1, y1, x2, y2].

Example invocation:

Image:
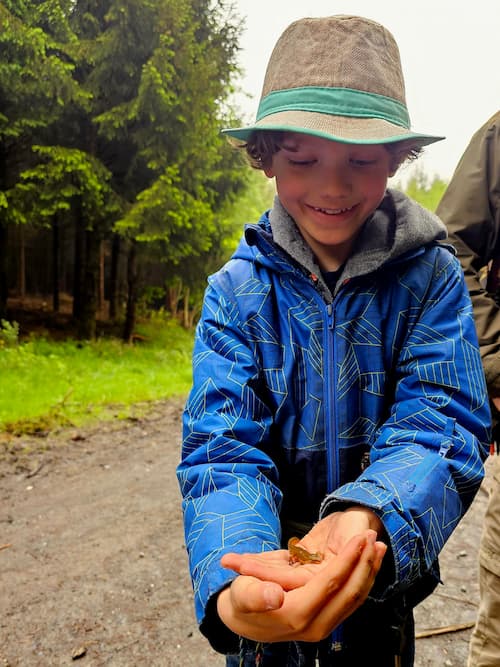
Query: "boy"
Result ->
[[177, 15, 490, 666]]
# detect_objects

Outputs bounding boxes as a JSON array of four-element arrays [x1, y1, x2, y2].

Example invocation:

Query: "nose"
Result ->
[[319, 162, 352, 197]]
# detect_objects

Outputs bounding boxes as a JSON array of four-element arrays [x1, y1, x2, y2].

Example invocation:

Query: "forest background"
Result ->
[[0, 0, 447, 435]]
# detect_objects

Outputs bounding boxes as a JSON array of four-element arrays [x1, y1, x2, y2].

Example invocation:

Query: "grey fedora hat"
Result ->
[[223, 15, 444, 146]]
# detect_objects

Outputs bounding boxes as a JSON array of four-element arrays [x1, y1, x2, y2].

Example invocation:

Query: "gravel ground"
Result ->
[[0, 398, 490, 666]]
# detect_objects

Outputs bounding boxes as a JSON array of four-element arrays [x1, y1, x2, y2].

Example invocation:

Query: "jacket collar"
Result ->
[[264, 189, 447, 295]]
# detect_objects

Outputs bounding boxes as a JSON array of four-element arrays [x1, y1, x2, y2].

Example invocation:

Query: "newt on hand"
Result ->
[[288, 536, 323, 565]]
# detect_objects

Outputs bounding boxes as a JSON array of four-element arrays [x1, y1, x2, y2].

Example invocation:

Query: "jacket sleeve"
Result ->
[[436, 112, 500, 395], [321, 247, 491, 600], [176, 272, 282, 644]]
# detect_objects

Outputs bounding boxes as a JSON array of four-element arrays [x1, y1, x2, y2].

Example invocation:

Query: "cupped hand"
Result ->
[[217, 529, 386, 643], [307, 507, 385, 556], [221, 508, 385, 592], [221, 544, 323, 591]]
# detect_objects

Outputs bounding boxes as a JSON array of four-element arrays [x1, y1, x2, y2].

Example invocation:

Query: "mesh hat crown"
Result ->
[[223, 15, 443, 146]]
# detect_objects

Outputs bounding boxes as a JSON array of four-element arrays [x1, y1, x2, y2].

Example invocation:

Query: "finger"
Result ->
[[223, 550, 320, 590], [296, 534, 387, 640], [230, 575, 285, 613], [218, 536, 386, 645], [289, 531, 372, 620], [374, 541, 388, 567], [237, 532, 372, 643], [221, 549, 289, 572], [324, 536, 386, 620]]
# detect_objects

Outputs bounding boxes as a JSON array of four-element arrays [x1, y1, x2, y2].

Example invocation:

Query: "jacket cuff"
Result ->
[[200, 590, 239, 654], [320, 483, 421, 597]]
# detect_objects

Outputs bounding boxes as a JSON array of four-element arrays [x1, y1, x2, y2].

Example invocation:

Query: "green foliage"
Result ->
[[0, 0, 253, 335], [116, 165, 213, 247], [75, 0, 247, 308], [0, 2, 86, 141], [230, 169, 276, 228], [13, 145, 121, 225], [0, 319, 19, 347], [0, 316, 193, 432], [395, 165, 448, 212]]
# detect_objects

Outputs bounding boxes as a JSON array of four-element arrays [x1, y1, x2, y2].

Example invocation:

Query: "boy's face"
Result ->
[[263, 132, 395, 271]]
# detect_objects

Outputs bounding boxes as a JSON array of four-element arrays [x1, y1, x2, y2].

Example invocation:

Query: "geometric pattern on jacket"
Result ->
[[178, 202, 490, 637]]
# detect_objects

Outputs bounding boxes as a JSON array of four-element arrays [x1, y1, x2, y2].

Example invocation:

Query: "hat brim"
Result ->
[[222, 110, 444, 147]]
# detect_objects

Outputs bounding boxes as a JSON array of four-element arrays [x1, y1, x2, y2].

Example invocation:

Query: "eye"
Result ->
[[350, 158, 377, 167], [280, 145, 316, 166], [288, 158, 316, 166]]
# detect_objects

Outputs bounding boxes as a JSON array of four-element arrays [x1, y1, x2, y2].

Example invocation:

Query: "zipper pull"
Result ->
[[327, 303, 334, 329]]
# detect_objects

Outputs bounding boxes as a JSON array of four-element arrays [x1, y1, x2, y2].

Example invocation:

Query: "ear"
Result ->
[[388, 141, 415, 175], [388, 154, 403, 177]]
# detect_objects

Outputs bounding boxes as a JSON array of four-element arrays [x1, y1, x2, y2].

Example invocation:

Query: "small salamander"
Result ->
[[288, 536, 323, 565]]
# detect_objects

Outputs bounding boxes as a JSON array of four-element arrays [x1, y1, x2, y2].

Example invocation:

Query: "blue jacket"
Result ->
[[178, 190, 490, 657]]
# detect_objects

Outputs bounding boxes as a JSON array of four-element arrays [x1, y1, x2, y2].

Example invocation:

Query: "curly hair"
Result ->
[[233, 130, 423, 172]]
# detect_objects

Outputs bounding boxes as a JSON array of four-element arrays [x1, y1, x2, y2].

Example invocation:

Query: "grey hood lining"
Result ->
[[268, 189, 447, 300]]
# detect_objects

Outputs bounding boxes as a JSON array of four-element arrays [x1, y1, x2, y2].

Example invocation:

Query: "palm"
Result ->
[[221, 544, 337, 591]]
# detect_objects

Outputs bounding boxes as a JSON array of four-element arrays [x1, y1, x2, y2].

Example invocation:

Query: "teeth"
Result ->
[[313, 205, 353, 214]]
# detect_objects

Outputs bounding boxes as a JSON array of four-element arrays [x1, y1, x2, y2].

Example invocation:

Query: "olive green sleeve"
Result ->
[[437, 112, 500, 396]]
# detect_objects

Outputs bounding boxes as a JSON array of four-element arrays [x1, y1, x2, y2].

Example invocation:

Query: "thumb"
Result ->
[[231, 576, 285, 613]]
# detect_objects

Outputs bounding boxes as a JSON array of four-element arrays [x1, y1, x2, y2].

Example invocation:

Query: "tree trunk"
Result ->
[[187, 303, 201, 330], [98, 239, 105, 316], [18, 225, 26, 303], [109, 234, 121, 320], [52, 215, 60, 312], [183, 286, 190, 329], [123, 240, 138, 342], [0, 220, 8, 320], [77, 229, 100, 339], [73, 199, 85, 319], [167, 279, 182, 318]]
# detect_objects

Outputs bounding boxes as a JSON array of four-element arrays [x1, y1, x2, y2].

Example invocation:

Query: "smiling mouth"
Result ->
[[311, 204, 355, 215]]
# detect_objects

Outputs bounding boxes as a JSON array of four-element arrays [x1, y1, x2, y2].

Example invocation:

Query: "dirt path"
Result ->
[[0, 399, 491, 666]]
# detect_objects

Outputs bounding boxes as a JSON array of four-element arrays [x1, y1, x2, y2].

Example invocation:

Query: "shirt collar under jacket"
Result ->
[[263, 189, 447, 298]]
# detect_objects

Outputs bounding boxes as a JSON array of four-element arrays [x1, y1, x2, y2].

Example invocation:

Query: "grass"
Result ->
[[0, 315, 194, 434]]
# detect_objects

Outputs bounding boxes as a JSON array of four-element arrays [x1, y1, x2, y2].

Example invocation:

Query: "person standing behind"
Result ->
[[436, 111, 500, 667]]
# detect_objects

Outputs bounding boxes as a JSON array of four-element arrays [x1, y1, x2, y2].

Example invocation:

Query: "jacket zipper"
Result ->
[[325, 298, 345, 654], [325, 301, 337, 492]]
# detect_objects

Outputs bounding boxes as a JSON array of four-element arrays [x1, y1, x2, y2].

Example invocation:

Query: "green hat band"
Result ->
[[257, 87, 411, 129]]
